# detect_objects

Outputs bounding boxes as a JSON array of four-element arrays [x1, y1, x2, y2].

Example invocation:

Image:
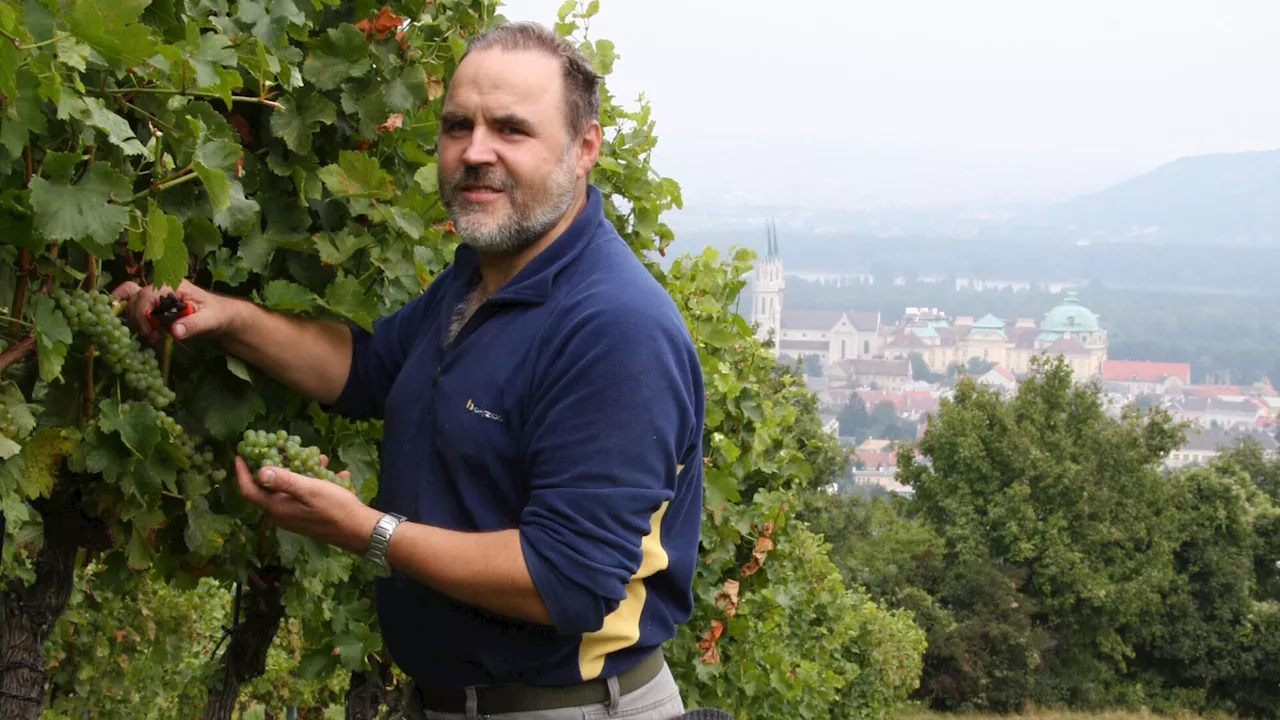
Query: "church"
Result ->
[[749, 224, 1109, 380]]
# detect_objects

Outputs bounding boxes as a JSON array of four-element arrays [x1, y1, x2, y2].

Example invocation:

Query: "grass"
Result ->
[[898, 709, 1218, 720]]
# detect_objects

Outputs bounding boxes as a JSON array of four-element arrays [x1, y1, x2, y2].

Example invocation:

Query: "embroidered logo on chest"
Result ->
[[465, 399, 504, 422]]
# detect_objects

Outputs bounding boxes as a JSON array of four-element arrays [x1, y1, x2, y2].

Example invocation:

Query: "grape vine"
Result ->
[[0, 0, 924, 718]]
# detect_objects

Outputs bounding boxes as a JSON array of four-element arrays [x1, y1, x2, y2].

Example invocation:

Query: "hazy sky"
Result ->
[[496, 0, 1280, 210]]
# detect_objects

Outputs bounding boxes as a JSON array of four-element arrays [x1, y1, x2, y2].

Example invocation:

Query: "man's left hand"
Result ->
[[235, 456, 382, 555]]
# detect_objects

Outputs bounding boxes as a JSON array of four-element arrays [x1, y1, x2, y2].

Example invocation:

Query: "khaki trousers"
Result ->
[[400, 662, 685, 720]]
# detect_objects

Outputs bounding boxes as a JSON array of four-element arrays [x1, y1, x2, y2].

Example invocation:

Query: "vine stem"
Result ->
[[125, 170, 201, 203], [7, 249, 31, 340], [82, 253, 97, 423], [161, 336, 173, 386], [18, 34, 69, 51], [0, 335, 36, 373], [100, 87, 283, 109]]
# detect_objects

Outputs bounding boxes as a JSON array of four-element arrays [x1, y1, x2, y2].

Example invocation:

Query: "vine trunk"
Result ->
[[0, 469, 109, 719], [203, 565, 290, 720]]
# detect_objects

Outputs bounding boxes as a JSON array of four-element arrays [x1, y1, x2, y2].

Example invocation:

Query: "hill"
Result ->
[[1041, 149, 1280, 244]]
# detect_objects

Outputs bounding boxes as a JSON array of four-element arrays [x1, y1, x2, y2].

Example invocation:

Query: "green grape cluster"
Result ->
[[237, 429, 339, 483], [53, 289, 175, 408], [0, 405, 17, 440]]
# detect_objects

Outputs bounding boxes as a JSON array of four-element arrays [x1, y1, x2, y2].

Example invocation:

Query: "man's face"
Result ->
[[437, 49, 581, 254]]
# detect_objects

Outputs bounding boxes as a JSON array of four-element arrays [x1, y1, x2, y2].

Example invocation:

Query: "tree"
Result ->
[[965, 357, 997, 376], [908, 352, 941, 384], [802, 353, 823, 377], [662, 248, 923, 720], [900, 355, 1188, 709], [838, 396, 870, 437]]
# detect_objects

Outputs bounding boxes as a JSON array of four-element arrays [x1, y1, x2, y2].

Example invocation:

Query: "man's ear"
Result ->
[[575, 121, 603, 178]]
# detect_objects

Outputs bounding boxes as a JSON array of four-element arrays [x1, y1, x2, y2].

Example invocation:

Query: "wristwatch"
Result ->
[[363, 512, 406, 576]]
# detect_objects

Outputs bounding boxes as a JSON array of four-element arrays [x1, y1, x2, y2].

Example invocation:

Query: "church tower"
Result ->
[[752, 219, 784, 347]]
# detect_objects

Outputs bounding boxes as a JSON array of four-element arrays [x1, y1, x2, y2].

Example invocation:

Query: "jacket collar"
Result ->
[[449, 184, 605, 306]]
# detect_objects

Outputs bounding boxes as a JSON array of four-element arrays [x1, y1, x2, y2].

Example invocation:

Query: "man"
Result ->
[[118, 21, 704, 720]]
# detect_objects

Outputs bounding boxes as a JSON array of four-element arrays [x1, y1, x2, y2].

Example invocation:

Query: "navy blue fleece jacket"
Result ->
[[328, 185, 705, 687]]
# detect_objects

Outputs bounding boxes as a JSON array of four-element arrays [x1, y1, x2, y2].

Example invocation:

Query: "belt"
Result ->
[[415, 647, 665, 715]]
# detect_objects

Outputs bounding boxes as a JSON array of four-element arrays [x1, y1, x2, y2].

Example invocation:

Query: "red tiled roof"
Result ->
[[1102, 360, 1191, 384], [1184, 385, 1243, 398]]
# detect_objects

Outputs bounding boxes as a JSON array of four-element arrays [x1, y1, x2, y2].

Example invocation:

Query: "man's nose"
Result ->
[[461, 127, 499, 165]]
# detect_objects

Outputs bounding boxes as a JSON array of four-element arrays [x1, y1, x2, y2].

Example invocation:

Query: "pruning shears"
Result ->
[[147, 293, 194, 331]]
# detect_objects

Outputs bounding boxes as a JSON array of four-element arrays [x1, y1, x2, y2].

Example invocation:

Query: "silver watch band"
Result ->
[[364, 512, 406, 572]]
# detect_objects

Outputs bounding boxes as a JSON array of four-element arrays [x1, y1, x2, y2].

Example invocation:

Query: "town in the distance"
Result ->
[[747, 221, 1278, 497]]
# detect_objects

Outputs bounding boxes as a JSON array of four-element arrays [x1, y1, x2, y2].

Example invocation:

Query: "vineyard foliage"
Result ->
[[0, 0, 925, 717]]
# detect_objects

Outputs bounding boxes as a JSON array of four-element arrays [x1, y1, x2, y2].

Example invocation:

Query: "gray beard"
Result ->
[[442, 148, 578, 254]]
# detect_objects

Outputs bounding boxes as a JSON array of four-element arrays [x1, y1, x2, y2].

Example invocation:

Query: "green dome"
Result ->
[[1041, 292, 1100, 333], [973, 313, 1005, 330]]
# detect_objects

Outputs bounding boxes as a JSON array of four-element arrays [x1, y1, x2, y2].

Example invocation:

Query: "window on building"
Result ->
[[864, 340, 870, 355], [841, 340, 847, 359]]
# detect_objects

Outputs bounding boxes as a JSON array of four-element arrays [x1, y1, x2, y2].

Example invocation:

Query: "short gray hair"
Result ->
[[462, 22, 601, 138]]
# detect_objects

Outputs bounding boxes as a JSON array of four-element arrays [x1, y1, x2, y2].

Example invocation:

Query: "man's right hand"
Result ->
[[113, 279, 237, 344], [112, 277, 353, 405]]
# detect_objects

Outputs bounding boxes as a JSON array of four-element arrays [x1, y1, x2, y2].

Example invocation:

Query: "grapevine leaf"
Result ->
[[31, 295, 72, 346], [1, 71, 48, 158], [0, 457, 19, 496], [413, 163, 438, 194], [298, 648, 337, 680], [0, 40, 17, 103], [190, 31, 239, 90], [185, 217, 222, 258], [154, 216, 188, 289], [269, 89, 336, 154], [0, 384, 37, 436], [212, 180, 261, 236], [28, 164, 132, 253], [194, 162, 233, 213], [303, 24, 371, 91], [383, 64, 427, 113], [190, 371, 265, 442], [15, 428, 74, 500], [65, 0, 158, 70], [591, 39, 617, 75], [145, 201, 169, 261], [323, 272, 376, 331], [557, 0, 576, 21], [236, 225, 274, 272], [36, 340, 67, 386], [55, 37, 91, 72], [208, 246, 250, 287], [314, 230, 372, 265], [226, 355, 253, 383], [0, 436, 20, 460], [337, 436, 378, 498], [194, 138, 241, 212], [31, 296, 71, 382], [236, 0, 305, 47], [184, 496, 229, 557], [98, 399, 163, 459], [317, 151, 392, 199], [73, 426, 129, 481], [334, 634, 365, 670], [126, 522, 154, 569], [80, 97, 150, 157], [41, 151, 82, 183], [260, 279, 318, 312], [0, 209, 38, 252]]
